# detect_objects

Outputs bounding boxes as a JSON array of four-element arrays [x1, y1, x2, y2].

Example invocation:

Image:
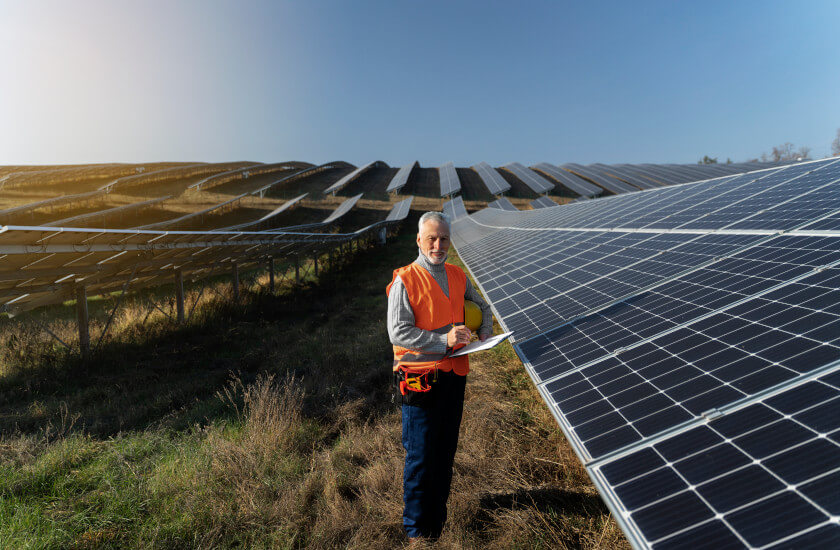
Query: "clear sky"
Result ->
[[2, 0, 838, 167]]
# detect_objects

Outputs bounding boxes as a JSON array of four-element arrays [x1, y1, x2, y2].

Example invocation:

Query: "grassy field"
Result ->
[[0, 222, 628, 549]]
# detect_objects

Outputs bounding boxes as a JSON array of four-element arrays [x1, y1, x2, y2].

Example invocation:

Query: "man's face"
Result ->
[[417, 219, 450, 264]]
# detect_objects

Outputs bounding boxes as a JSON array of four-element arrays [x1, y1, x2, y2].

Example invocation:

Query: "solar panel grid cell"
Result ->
[[530, 196, 558, 209]]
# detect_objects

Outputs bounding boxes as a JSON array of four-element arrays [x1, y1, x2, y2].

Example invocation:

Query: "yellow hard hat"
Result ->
[[464, 300, 482, 331]]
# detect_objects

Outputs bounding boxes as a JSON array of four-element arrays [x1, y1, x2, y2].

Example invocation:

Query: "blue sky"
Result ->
[[1, 0, 838, 167]]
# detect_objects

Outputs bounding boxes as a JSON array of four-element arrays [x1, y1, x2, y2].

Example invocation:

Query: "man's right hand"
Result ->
[[447, 325, 472, 348]]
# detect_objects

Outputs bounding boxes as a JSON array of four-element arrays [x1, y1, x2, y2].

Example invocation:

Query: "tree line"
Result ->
[[699, 127, 840, 164]]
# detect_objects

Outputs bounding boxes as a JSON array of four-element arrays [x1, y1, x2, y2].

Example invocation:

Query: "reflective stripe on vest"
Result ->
[[386, 262, 470, 376]]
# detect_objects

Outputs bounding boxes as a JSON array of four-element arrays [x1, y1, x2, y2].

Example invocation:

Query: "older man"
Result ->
[[386, 211, 492, 541]]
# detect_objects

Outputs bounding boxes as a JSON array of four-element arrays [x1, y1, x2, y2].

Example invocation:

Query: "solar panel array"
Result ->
[[386, 162, 417, 193], [0, 192, 406, 315], [472, 161, 511, 195], [531, 163, 603, 198], [488, 197, 518, 211], [502, 162, 555, 194], [439, 162, 461, 197], [450, 157, 840, 549], [530, 196, 558, 209]]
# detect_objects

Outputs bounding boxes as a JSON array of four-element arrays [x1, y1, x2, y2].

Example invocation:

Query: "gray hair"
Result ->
[[418, 211, 450, 233]]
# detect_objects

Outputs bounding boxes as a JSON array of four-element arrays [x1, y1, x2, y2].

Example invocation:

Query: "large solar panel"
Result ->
[[386, 162, 417, 193], [488, 197, 518, 211], [324, 161, 375, 195], [439, 162, 461, 197], [385, 196, 414, 221], [442, 196, 468, 222], [471, 162, 511, 195], [530, 196, 558, 209], [502, 162, 555, 194], [562, 163, 639, 194], [531, 163, 603, 198], [449, 158, 840, 549]]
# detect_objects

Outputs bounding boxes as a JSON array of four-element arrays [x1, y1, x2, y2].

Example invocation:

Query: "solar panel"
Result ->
[[562, 163, 639, 194], [386, 161, 417, 193], [216, 193, 308, 231], [439, 162, 461, 197], [530, 196, 557, 209], [448, 158, 840, 549], [323, 193, 364, 223], [323, 161, 376, 195], [592, 367, 840, 548], [502, 162, 555, 194], [531, 163, 603, 197], [471, 162, 511, 195], [385, 196, 414, 221], [442, 196, 468, 222], [488, 197, 518, 211], [590, 164, 658, 190]]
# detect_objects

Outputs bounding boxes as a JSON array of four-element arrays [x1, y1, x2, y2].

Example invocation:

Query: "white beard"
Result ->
[[419, 247, 448, 265]]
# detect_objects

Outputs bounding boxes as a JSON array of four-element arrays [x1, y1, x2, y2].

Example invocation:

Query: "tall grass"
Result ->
[[0, 224, 628, 549]]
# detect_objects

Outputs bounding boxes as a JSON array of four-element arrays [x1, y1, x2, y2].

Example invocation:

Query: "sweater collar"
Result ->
[[415, 251, 447, 273]]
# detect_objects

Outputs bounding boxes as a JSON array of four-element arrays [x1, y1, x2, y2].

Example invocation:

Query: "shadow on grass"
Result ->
[[477, 487, 609, 519], [0, 219, 422, 440]]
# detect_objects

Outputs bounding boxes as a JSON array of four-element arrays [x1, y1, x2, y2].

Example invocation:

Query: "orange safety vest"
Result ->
[[386, 262, 470, 376]]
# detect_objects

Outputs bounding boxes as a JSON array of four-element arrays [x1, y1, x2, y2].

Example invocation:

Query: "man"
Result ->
[[386, 211, 492, 541]]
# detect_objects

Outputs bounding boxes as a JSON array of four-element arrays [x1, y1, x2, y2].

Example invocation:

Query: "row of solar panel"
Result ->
[[0, 197, 413, 315], [386, 160, 792, 200], [449, 157, 840, 548]]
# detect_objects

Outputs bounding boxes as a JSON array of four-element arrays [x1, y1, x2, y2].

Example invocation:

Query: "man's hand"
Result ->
[[447, 325, 472, 348], [479, 333, 487, 342]]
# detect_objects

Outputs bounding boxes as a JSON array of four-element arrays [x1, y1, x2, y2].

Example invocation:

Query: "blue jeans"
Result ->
[[401, 370, 467, 538]]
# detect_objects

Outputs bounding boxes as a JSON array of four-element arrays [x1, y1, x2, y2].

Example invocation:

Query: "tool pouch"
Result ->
[[395, 364, 437, 407]]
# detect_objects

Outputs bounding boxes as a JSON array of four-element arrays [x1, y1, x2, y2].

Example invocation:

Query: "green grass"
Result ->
[[0, 222, 629, 549]]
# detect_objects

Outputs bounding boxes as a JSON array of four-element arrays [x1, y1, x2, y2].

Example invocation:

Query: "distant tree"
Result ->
[[698, 155, 718, 164], [762, 142, 811, 162], [726, 158, 733, 164], [832, 128, 840, 156]]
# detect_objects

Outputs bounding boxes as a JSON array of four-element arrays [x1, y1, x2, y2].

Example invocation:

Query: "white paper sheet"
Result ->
[[449, 332, 513, 357]]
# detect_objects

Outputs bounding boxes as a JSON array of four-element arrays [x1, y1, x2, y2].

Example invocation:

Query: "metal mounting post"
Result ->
[[232, 261, 240, 301], [268, 256, 275, 293], [329, 248, 333, 268], [314, 255, 319, 276], [295, 256, 300, 283], [76, 286, 90, 359], [175, 270, 185, 323]]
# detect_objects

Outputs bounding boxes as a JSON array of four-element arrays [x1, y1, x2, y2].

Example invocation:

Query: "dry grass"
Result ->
[[0, 223, 629, 549]]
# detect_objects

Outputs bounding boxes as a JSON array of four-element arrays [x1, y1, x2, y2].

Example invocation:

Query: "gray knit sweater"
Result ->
[[387, 252, 493, 354]]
